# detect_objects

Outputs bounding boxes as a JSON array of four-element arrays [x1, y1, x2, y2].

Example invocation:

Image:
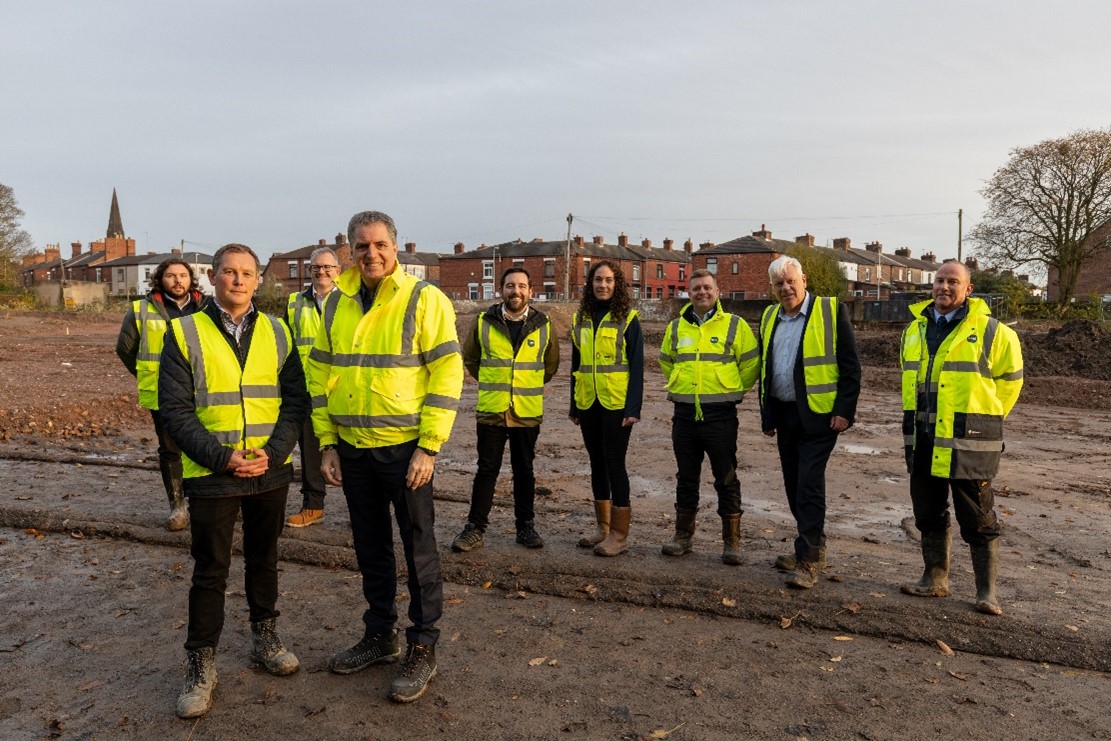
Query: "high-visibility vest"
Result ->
[[476, 313, 550, 418], [900, 297, 1024, 479], [170, 311, 294, 479], [571, 309, 636, 411], [286, 290, 323, 364], [758, 296, 840, 414], [132, 298, 169, 410], [658, 302, 759, 419], [306, 265, 463, 451]]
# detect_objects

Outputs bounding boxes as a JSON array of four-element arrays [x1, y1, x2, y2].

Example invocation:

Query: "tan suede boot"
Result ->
[[594, 506, 630, 557], [578, 500, 611, 548]]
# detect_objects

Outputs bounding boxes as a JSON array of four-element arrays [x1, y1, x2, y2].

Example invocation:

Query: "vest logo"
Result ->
[[711, 337, 719, 344], [967, 335, 978, 343]]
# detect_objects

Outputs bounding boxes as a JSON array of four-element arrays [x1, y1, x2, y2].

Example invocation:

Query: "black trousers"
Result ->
[[185, 485, 288, 650], [467, 422, 540, 531], [577, 402, 632, 508], [770, 399, 839, 563], [297, 416, 327, 510], [910, 434, 1000, 547], [149, 410, 183, 499], [672, 414, 742, 516], [339, 439, 442, 646]]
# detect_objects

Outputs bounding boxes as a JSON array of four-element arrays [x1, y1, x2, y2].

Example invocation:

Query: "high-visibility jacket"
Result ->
[[286, 289, 325, 365], [306, 265, 463, 452], [169, 311, 294, 479], [758, 296, 840, 414], [571, 309, 636, 411], [132, 297, 169, 410], [476, 312, 550, 418], [900, 297, 1023, 479], [659, 302, 759, 420]]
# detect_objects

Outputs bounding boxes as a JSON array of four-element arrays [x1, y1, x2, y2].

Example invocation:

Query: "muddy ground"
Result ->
[[1, 309, 1109, 740]]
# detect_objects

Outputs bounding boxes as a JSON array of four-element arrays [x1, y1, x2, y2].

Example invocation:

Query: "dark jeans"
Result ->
[[185, 485, 288, 650], [468, 422, 540, 530], [672, 413, 741, 516], [770, 399, 839, 563], [577, 402, 632, 508], [338, 439, 442, 646], [910, 434, 1001, 547], [150, 410, 184, 500], [298, 417, 327, 510]]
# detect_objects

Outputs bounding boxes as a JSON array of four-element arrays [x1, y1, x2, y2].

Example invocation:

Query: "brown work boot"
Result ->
[[176, 647, 217, 719], [661, 508, 697, 556], [720, 514, 742, 565], [166, 482, 189, 532], [901, 526, 951, 598], [286, 508, 324, 528], [774, 546, 826, 572], [971, 539, 1002, 615], [786, 560, 820, 589], [578, 499, 611, 548], [594, 506, 630, 557]]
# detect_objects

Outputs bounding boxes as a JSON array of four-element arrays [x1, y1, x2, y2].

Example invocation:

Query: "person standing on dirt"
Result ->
[[307, 210, 463, 704], [451, 267, 560, 553], [159, 243, 309, 719], [899, 260, 1023, 616], [283, 246, 341, 530], [659, 269, 759, 565], [570, 260, 643, 557], [116, 257, 207, 532], [757, 256, 860, 589]]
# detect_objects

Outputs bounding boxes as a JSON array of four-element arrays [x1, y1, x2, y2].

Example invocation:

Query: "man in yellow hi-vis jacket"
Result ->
[[307, 210, 463, 704], [899, 260, 1023, 616]]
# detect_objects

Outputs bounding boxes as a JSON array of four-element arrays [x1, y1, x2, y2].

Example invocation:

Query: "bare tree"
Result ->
[[970, 128, 1111, 305], [0, 183, 34, 289]]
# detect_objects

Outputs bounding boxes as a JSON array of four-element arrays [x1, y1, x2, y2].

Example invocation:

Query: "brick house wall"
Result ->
[[1047, 218, 1111, 301]]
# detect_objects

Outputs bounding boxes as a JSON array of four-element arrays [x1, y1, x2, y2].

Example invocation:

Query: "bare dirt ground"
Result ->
[[1, 309, 1109, 740]]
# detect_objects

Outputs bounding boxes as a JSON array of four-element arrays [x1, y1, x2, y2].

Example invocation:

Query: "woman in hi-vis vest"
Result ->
[[569, 260, 644, 557]]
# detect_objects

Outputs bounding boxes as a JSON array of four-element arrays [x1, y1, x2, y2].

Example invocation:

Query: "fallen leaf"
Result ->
[[1065, 625, 1079, 632], [829, 655, 843, 662], [548, 659, 558, 667], [481, 581, 493, 589], [833, 636, 854, 642], [14, 495, 31, 501], [722, 597, 737, 607], [948, 670, 968, 681], [936, 640, 954, 656], [528, 657, 547, 666], [869, 592, 886, 598], [576, 584, 598, 596], [840, 602, 861, 614], [78, 679, 107, 691], [444, 598, 464, 605], [23, 528, 40, 536], [924, 677, 940, 684], [70, 531, 84, 540], [780, 616, 794, 629]]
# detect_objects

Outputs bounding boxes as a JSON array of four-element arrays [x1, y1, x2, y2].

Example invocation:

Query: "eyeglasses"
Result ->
[[310, 265, 339, 274]]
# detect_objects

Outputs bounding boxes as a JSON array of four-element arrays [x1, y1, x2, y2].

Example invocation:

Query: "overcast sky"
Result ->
[[4, 1, 1111, 264]]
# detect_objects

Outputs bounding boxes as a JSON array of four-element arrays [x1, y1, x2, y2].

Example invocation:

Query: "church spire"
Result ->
[[107, 188, 124, 239]]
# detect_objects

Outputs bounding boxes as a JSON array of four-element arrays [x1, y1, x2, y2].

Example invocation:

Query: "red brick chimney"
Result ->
[[832, 237, 852, 251], [336, 233, 346, 245], [794, 234, 815, 247], [965, 257, 979, 271], [405, 242, 416, 254], [921, 251, 936, 263], [171, 247, 182, 255], [22, 253, 38, 267], [664, 238, 674, 251], [592, 236, 604, 245], [618, 233, 628, 247], [641, 238, 652, 249], [865, 241, 883, 253], [44, 245, 60, 263], [699, 242, 715, 251], [894, 247, 912, 258], [574, 235, 584, 247], [684, 239, 694, 253], [454, 242, 465, 254], [752, 224, 772, 240], [318, 239, 327, 246], [70, 241, 82, 259]]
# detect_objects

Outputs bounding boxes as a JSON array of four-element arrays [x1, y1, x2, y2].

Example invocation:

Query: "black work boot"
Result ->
[[166, 479, 189, 532], [662, 508, 697, 556], [720, 514, 742, 565], [176, 647, 217, 719], [329, 628, 401, 674], [786, 560, 820, 589], [971, 539, 1002, 615], [451, 523, 484, 552], [901, 526, 951, 598], [250, 618, 300, 676], [389, 642, 437, 703], [516, 521, 544, 549]]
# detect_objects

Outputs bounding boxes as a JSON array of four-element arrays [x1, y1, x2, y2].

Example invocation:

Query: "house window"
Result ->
[[144, 267, 152, 279], [707, 258, 717, 275], [632, 264, 640, 281], [583, 258, 590, 273], [288, 261, 298, 279], [95, 268, 102, 282], [864, 267, 872, 281], [679, 265, 686, 281], [468, 283, 478, 300], [632, 286, 640, 299], [482, 260, 493, 279], [669, 286, 676, 298], [544, 259, 555, 278], [731, 261, 739, 275], [512, 259, 524, 268], [116, 268, 125, 284], [657, 286, 664, 299], [656, 263, 664, 279], [483, 283, 494, 300]]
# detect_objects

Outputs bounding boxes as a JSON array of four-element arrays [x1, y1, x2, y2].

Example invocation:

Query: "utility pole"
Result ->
[[957, 208, 963, 262], [564, 213, 573, 301]]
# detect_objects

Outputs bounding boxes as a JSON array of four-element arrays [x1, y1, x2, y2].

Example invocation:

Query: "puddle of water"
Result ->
[[840, 444, 885, 456]]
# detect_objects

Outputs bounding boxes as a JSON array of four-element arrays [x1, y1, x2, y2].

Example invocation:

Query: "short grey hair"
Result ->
[[309, 247, 339, 265], [768, 255, 803, 283], [347, 211, 397, 247]]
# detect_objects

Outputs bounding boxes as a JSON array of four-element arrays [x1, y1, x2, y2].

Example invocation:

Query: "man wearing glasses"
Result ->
[[284, 247, 341, 528]]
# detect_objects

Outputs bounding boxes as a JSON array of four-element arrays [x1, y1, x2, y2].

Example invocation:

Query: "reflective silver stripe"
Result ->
[[668, 391, 744, 403], [942, 361, 981, 374], [903, 360, 920, 372], [737, 347, 759, 363], [198, 391, 242, 406], [668, 318, 681, 356], [212, 430, 241, 445], [513, 361, 546, 370], [479, 382, 512, 392], [265, 315, 290, 368], [915, 411, 937, 423], [295, 337, 315, 347], [481, 358, 515, 368], [917, 382, 939, 393], [241, 384, 280, 399], [934, 437, 1005, 452], [594, 363, 629, 372], [245, 422, 276, 438], [311, 394, 327, 409], [808, 382, 837, 394], [423, 340, 461, 365], [401, 282, 429, 355], [722, 315, 740, 356], [674, 351, 732, 363], [333, 353, 424, 368], [612, 315, 627, 366], [995, 369, 1023, 381], [309, 347, 334, 364], [424, 393, 460, 411], [330, 413, 421, 428], [138, 299, 154, 360], [136, 352, 161, 362], [537, 321, 549, 355], [290, 294, 309, 343], [660, 352, 676, 363], [903, 434, 916, 446], [979, 318, 998, 378], [322, 289, 341, 350], [511, 387, 544, 396], [479, 314, 493, 357], [178, 315, 210, 401]]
